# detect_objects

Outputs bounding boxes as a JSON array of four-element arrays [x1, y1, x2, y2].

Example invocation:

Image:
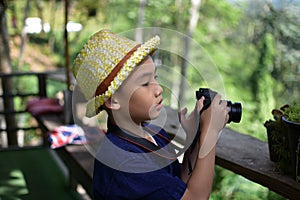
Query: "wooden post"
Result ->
[[1, 77, 18, 146], [0, 2, 18, 146], [64, 0, 70, 90], [37, 73, 47, 98]]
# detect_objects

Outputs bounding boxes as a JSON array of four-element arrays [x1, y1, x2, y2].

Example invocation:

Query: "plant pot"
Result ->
[[282, 116, 300, 182], [265, 124, 279, 162]]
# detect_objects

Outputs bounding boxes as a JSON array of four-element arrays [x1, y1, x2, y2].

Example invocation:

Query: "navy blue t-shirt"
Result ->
[[93, 122, 187, 200]]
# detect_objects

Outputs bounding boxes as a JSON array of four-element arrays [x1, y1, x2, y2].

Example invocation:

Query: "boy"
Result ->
[[72, 29, 229, 199]]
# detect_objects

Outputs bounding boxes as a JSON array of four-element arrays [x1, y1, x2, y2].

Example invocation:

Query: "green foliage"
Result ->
[[15, 76, 39, 97], [199, 0, 242, 39], [146, 0, 187, 28], [283, 104, 300, 123], [46, 79, 66, 98], [250, 2, 300, 107], [75, 0, 101, 17], [211, 166, 285, 200], [250, 32, 276, 122]]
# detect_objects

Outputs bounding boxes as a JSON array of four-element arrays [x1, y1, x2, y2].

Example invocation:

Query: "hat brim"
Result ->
[[85, 35, 160, 117]]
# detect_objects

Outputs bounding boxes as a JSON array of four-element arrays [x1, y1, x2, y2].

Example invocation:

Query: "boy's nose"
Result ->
[[155, 84, 163, 97]]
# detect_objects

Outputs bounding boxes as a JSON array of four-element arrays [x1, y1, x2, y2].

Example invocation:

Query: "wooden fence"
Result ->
[[0, 70, 66, 147]]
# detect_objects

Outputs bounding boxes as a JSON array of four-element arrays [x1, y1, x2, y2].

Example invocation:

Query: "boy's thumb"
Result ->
[[178, 107, 187, 122]]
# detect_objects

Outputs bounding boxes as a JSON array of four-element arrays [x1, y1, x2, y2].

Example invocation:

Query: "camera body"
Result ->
[[196, 88, 242, 123]]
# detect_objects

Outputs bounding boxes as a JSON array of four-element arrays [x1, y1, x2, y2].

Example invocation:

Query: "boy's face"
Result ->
[[110, 56, 163, 124]]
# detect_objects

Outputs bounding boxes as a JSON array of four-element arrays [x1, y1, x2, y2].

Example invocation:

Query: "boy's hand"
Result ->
[[198, 94, 229, 158], [200, 94, 229, 134], [178, 96, 205, 141]]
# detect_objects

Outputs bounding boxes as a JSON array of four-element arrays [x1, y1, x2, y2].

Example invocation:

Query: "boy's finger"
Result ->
[[196, 96, 205, 112]]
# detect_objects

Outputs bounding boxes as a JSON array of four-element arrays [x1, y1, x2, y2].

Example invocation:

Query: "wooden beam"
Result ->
[[216, 128, 300, 199]]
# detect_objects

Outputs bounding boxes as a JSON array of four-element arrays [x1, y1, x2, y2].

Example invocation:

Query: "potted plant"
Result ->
[[264, 106, 291, 175], [281, 104, 300, 182]]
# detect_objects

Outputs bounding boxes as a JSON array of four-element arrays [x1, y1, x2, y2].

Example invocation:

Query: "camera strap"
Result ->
[[108, 122, 178, 160]]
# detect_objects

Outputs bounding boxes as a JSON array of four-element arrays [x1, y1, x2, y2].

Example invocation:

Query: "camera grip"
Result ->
[[196, 88, 217, 112]]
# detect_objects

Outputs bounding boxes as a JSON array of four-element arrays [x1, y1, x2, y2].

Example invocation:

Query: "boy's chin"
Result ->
[[149, 110, 162, 120]]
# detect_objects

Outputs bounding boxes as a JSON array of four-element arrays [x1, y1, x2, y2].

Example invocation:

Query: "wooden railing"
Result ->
[[0, 70, 66, 147]]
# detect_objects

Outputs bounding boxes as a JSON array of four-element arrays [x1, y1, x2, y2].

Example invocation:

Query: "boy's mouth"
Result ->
[[156, 98, 163, 109], [158, 98, 163, 105]]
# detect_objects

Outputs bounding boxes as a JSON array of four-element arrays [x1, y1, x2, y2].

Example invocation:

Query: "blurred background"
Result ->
[[0, 0, 300, 199]]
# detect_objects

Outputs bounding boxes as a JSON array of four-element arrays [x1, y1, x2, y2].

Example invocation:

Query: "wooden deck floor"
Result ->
[[0, 147, 82, 200]]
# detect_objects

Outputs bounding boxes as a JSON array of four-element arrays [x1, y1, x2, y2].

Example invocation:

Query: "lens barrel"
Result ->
[[227, 101, 242, 123]]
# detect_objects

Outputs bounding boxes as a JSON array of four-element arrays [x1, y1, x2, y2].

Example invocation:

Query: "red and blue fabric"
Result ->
[[48, 125, 87, 149]]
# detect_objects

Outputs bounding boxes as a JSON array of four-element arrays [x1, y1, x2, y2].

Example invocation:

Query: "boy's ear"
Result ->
[[104, 97, 120, 110]]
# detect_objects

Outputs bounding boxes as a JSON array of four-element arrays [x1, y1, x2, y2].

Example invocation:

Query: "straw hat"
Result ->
[[72, 29, 160, 117]]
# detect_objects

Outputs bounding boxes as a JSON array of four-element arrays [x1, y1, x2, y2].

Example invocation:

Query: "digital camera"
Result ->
[[196, 88, 242, 123]]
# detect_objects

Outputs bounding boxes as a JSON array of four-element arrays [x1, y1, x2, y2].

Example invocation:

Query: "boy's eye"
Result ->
[[141, 75, 158, 86]]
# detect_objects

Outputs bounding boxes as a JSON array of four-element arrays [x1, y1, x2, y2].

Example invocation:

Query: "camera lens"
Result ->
[[227, 101, 242, 123]]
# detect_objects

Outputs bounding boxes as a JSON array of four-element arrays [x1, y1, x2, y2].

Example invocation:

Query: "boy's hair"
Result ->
[[72, 29, 160, 117]]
